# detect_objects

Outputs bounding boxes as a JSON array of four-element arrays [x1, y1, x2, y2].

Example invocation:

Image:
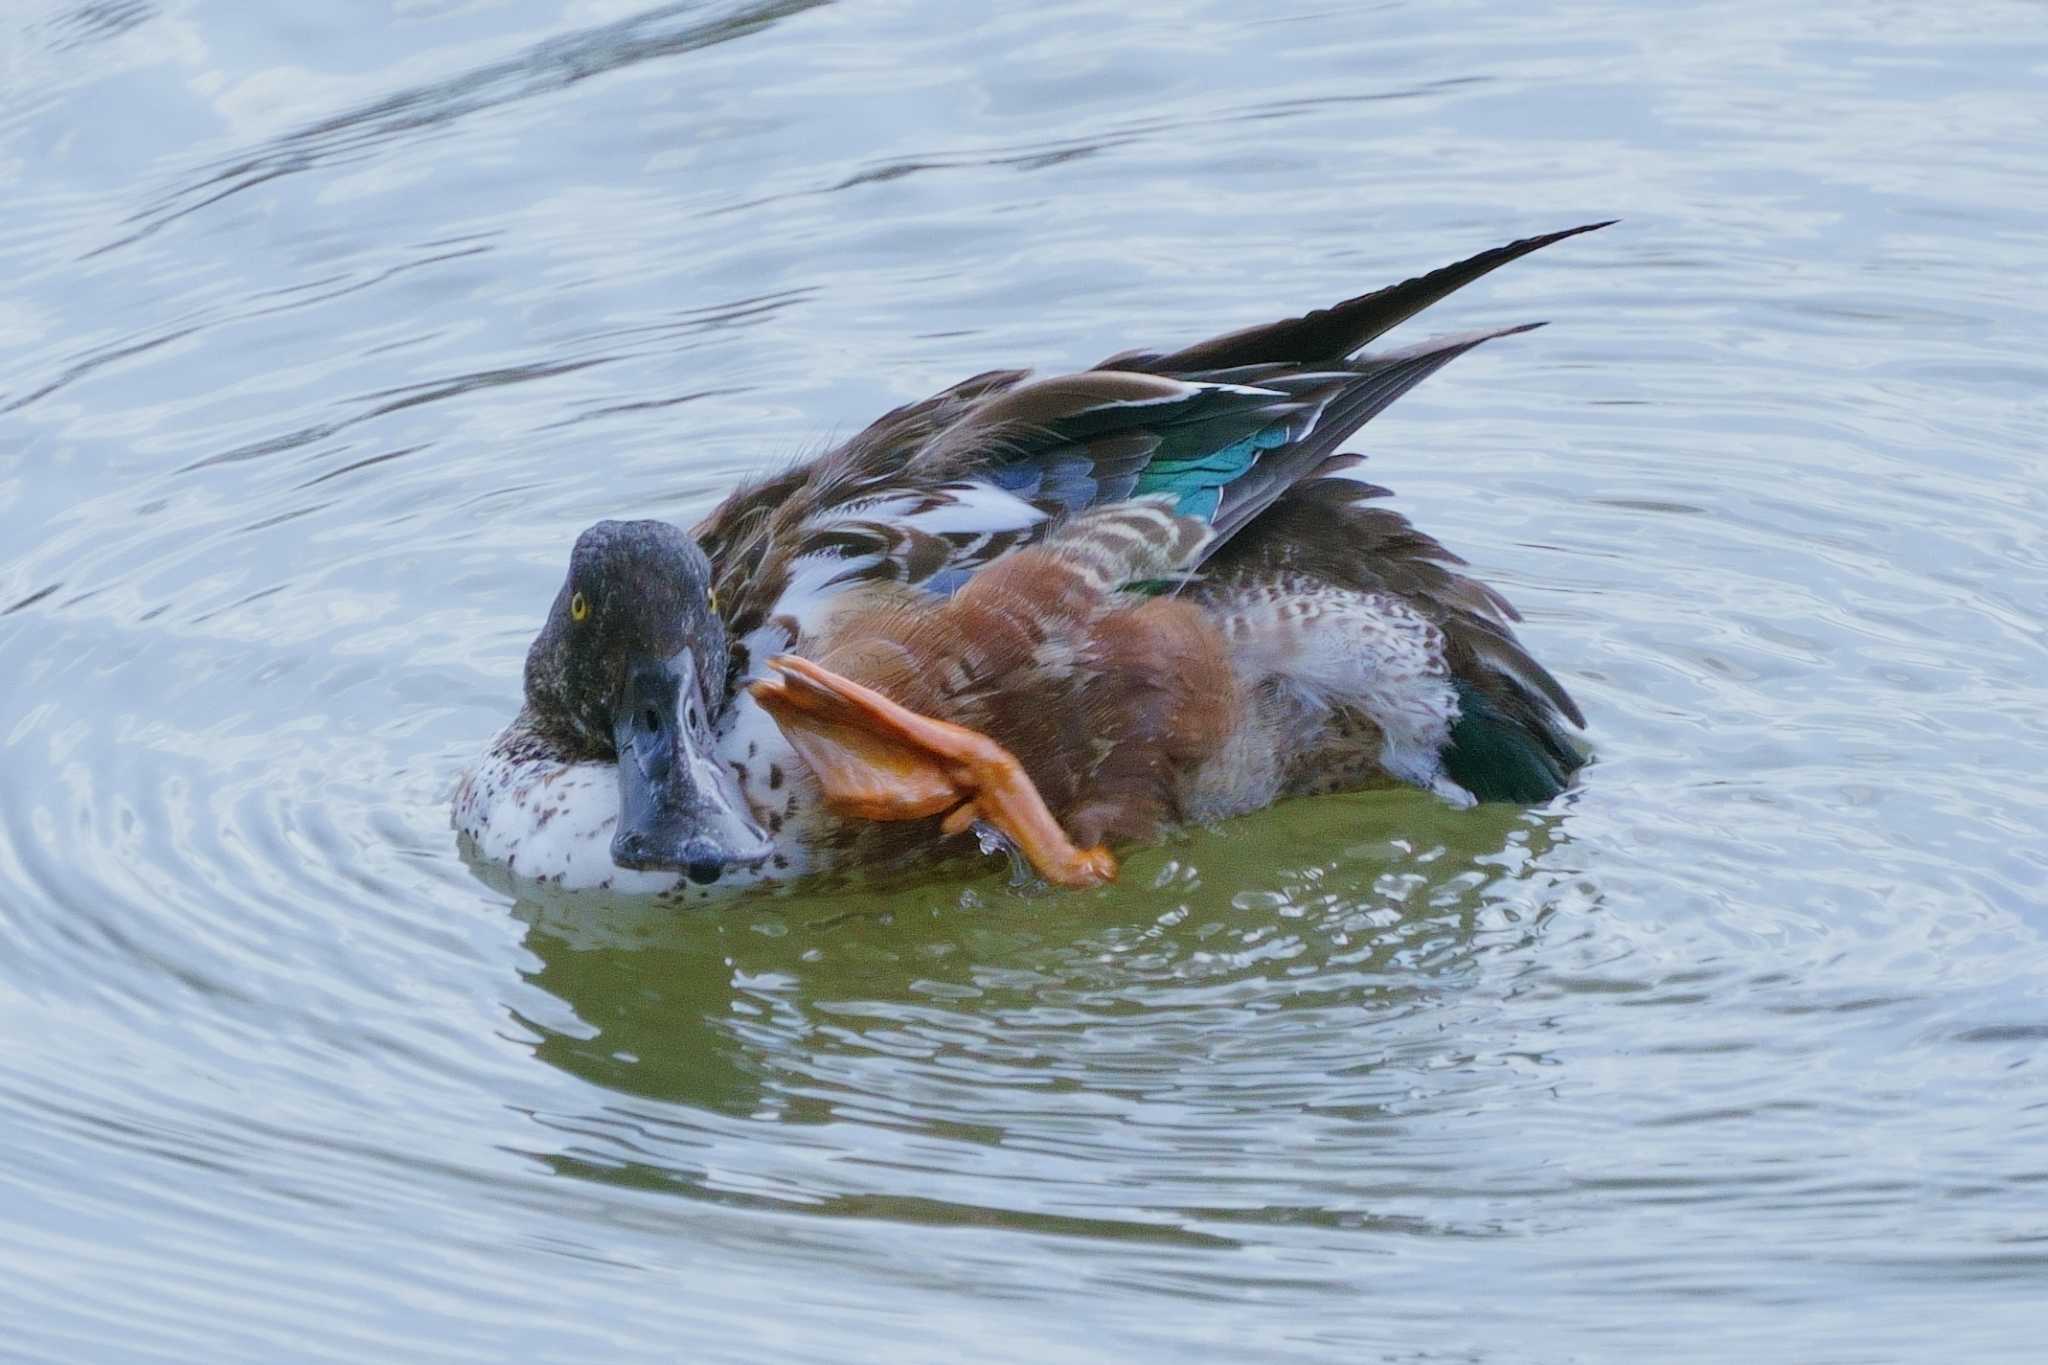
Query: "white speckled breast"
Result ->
[[453, 694, 816, 901]]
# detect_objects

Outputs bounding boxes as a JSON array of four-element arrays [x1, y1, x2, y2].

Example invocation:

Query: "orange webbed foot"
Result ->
[[749, 654, 1116, 888]]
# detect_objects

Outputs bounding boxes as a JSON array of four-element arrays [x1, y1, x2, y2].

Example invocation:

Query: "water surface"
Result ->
[[4, 1, 2047, 1360]]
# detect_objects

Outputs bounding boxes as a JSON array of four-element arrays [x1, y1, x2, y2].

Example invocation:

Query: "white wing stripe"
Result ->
[[766, 481, 1049, 638]]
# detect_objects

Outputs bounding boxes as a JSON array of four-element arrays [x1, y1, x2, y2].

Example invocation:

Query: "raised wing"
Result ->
[[697, 223, 1610, 676], [955, 321, 1543, 545]]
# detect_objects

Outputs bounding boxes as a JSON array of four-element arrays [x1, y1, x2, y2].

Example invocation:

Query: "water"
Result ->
[[4, 1, 2046, 1359]]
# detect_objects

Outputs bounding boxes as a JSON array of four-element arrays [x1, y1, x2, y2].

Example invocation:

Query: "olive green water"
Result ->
[[4, 2, 2047, 1360]]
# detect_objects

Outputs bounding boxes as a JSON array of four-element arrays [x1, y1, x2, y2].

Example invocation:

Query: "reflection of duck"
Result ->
[[507, 794, 1574, 1127], [457, 225, 1603, 900]]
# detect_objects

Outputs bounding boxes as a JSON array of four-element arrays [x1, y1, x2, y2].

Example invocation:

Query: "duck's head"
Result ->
[[523, 519, 772, 885]]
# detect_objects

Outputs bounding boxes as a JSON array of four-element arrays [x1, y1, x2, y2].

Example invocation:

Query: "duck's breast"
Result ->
[[454, 719, 685, 894], [455, 704, 818, 899]]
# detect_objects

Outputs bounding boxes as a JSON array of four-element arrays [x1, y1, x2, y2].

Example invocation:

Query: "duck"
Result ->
[[455, 223, 1605, 900]]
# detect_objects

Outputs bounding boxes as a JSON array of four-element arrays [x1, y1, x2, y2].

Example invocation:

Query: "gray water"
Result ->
[[4, 1, 2047, 1360]]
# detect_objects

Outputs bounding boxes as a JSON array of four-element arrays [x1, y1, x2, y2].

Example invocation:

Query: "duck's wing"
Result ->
[[697, 223, 1609, 671], [962, 321, 1545, 543], [693, 367, 1046, 664], [936, 221, 1613, 552], [695, 365, 1320, 666]]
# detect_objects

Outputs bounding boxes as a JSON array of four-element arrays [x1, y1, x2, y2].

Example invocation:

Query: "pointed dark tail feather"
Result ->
[[1203, 322, 1543, 552], [1109, 221, 1614, 374]]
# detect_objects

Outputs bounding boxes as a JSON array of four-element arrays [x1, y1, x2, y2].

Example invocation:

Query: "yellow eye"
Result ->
[[707, 587, 719, 614], [570, 591, 589, 622]]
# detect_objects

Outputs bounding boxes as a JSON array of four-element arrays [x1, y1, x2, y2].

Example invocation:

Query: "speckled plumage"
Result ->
[[457, 225, 1604, 898]]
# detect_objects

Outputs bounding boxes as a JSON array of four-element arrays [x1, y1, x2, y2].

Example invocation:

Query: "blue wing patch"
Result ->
[[1132, 422, 1292, 523]]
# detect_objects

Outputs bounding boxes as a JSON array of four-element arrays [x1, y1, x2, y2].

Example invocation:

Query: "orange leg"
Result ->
[[749, 654, 1117, 888]]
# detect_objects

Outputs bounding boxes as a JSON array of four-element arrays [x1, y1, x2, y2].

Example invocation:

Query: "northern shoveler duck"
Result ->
[[456, 223, 1605, 900]]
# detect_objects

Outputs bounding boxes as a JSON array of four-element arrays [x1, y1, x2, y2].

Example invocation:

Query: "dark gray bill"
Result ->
[[609, 654, 771, 884]]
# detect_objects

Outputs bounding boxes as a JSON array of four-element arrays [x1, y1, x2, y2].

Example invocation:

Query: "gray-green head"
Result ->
[[524, 519, 770, 884]]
